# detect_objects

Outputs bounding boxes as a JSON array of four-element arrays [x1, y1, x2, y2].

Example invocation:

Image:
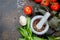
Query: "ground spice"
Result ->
[[33, 19, 46, 32]]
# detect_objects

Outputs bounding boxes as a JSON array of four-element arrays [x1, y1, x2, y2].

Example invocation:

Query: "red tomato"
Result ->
[[34, 0, 42, 3], [50, 3, 59, 11], [59, 5, 60, 8], [59, 4, 60, 8], [51, 0, 56, 2], [41, 0, 49, 6], [24, 6, 32, 15]]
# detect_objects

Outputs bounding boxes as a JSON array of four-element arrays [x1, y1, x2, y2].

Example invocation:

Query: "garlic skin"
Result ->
[[19, 15, 26, 26]]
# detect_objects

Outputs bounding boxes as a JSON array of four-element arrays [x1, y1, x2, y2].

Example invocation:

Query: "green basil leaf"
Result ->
[[18, 28, 28, 37], [26, 17, 32, 36], [18, 38, 25, 40], [48, 37, 56, 40], [33, 37, 46, 40], [55, 37, 60, 40]]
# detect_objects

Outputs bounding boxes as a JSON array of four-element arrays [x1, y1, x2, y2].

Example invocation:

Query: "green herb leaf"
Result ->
[[55, 37, 60, 40], [51, 11, 57, 15], [26, 17, 32, 36], [33, 37, 46, 40], [18, 38, 25, 40], [48, 36, 56, 40], [18, 28, 28, 37]]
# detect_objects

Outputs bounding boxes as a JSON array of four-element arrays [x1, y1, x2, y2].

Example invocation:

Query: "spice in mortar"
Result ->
[[33, 19, 46, 32]]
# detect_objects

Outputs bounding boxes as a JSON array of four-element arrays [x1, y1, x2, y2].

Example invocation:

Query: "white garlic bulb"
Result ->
[[19, 15, 27, 26]]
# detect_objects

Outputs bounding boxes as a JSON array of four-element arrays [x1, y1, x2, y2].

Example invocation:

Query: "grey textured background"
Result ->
[[0, 0, 21, 40]]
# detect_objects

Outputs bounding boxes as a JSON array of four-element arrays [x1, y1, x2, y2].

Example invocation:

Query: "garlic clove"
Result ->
[[19, 15, 27, 26]]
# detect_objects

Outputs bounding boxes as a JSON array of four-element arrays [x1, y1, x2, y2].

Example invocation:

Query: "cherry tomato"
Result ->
[[51, 0, 57, 2], [59, 4, 60, 9], [34, 0, 42, 3], [50, 3, 59, 11], [24, 6, 32, 15], [41, 0, 49, 6]]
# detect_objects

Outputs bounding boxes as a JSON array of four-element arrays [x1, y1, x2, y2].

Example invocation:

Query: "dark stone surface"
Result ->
[[0, 0, 21, 40]]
